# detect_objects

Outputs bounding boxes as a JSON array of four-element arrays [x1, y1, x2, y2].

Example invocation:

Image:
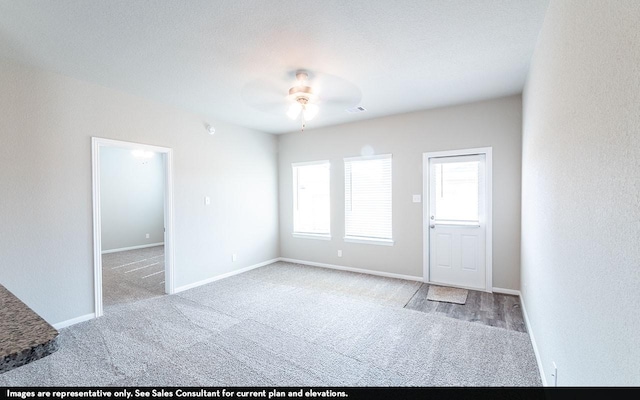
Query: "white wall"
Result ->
[[522, 0, 640, 385], [279, 95, 523, 290], [100, 147, 165, 252], [0, 60, 279, 326]]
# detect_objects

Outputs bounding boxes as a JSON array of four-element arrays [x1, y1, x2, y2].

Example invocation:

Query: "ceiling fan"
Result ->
[[286, 72, 319, 130], [241, 70, 362, 132]]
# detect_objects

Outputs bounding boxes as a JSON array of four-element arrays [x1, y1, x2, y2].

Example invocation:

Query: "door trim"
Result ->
[[91, 137, 176, 318], [422, 147, 493, 292]]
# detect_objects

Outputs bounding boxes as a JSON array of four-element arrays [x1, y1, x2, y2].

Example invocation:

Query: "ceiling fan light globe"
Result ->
[[303, 103, 319, 121], [287, 102, 302, 119]]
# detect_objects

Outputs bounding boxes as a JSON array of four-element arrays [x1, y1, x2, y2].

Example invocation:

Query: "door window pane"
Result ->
[[434, 161, 479, 222]]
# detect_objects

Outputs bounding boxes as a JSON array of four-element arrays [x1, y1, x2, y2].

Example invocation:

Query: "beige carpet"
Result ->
[[248, 262, 422, 307], [0, 262, 540, 386], [426, 285, 468, 304]]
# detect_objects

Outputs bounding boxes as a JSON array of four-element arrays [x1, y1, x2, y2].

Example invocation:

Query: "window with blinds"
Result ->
[[344, 154, 392, 242], [292, 161, 331, 236]]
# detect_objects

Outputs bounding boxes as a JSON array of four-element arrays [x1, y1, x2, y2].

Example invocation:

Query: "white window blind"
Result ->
[[293, 161, 330, 235], [344, 154, 392, 240]]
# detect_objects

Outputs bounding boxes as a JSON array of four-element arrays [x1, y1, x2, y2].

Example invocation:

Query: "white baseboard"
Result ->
[[278, 257, 424, 282], [173, 258, 280, 294], [102, 242, 164, 254], [52, 313, 95, 330], [520, 293, 547, 386], [492, 287, 521, 296]]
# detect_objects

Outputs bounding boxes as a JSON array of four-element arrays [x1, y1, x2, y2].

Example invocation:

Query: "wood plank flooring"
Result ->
[[404, 284, 526, 332]]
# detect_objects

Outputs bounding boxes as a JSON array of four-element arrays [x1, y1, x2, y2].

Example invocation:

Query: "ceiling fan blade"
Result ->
[[241, 78, 288, 113], [311, 73, 362, 113], [247, 100, 288, 114], [320, 101, 363, 115]]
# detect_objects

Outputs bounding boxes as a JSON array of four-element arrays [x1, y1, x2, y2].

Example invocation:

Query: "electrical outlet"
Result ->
[[145, 233, 150, 239], [551, 362, 558, 386], [232, 254, 237, 262], [337, 250, 342, 257]]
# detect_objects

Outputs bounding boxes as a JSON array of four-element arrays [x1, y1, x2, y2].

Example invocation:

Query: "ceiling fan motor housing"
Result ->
[[288, 85, 316, 103]]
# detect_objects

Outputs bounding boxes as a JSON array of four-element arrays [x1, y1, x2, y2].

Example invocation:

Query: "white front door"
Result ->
[[428, 154, 487, 290]]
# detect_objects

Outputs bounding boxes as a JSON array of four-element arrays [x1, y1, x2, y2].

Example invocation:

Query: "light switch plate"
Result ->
[[412, 194, 421, 203], [205, 196, 211, 205]]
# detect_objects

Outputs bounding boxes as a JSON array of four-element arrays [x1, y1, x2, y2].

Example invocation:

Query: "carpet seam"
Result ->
[[402, 283, 423, 308]]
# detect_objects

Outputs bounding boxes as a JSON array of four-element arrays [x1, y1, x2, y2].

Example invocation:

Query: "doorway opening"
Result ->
[[422, 147, 492, 292], [92, 138, 175, 317]]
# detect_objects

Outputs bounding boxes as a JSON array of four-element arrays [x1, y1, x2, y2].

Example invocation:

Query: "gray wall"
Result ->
[[100, 147, 165, 252], [522, 0, 640, 385], [279, 95, 523, 290], [0, 60, 279, 325]]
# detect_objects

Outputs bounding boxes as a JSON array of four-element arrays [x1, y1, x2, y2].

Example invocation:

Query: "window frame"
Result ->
[[292, 160, 331, 240], [343, 154, 394, 246]]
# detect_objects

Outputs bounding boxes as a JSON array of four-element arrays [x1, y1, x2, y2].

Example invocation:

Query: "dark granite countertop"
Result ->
[[0, 284, 59, 373]]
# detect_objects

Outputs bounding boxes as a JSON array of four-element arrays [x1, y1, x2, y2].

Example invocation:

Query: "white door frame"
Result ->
[[422, 147, 493, 292], [91, 137, 175, 317]]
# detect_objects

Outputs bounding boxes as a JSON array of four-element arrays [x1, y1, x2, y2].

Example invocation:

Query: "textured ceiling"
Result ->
[[0, 0, 549, 134]]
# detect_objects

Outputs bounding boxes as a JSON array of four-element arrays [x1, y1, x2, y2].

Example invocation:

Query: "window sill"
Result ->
[[343, 236, 394, 246], [292, 233, 332, 241]]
